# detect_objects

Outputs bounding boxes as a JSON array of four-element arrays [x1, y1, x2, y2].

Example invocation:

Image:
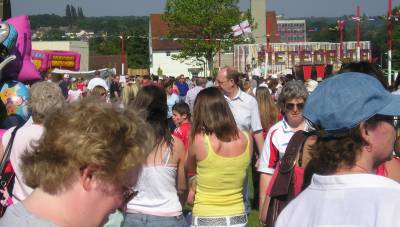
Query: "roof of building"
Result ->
[[150, 14, 184, 51]]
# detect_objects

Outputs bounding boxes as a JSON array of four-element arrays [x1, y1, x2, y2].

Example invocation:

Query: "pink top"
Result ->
[[2, 120, 44, 202]]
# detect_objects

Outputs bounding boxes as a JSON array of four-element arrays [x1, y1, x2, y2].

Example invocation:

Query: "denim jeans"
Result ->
[[242, 170, 251, 214], [124, 213, 187, 227]]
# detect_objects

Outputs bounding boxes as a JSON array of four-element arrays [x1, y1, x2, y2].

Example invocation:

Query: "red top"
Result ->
[[173, 122, 191, 152], [76, 82, 85, 92]]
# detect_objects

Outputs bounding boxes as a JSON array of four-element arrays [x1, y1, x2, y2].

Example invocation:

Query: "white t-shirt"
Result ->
[[258, 118, 307, 175], [67, 89, 82, 103], [276, 174, 400, 227], [2, 122, 44, 202], [225, 89, 262, 132]]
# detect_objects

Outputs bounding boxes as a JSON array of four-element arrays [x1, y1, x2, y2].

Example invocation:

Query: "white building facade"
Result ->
[[149, 14, 205, 78]]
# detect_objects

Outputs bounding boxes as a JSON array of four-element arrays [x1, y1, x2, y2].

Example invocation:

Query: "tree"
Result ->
[[78, 7, 84, 19], [164, 0, 246, 76], [70, 5, 77, 20], [65, 4, 71, 18]]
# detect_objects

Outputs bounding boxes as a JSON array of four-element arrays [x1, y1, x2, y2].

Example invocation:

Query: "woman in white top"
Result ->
[[124, 85, 187, 227], [66, 81, 82, 103]]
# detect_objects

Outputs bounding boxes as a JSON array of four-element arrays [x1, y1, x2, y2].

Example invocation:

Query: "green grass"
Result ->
[[247, 168, 262, 227], [248, 210, 262, 227]]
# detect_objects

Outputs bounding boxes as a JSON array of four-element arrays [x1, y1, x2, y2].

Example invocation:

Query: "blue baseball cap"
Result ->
[[304, 72, 400, 133]]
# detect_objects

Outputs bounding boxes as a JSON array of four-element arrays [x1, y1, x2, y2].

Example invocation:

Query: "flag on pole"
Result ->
[[232, 20, 252, 36]]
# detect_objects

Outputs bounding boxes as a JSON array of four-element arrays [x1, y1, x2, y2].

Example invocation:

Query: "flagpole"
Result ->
[[388, 0, 393, 86], [337, 20, 345, 63], [356, 5, 361, 62], [265, 17, 271, 78]]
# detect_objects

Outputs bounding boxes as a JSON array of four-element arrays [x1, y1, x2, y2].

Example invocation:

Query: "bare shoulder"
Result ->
[[172, 135, 185, 156]]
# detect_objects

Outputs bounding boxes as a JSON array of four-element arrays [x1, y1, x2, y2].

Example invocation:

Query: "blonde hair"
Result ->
[[256, 87, 279, 131], [122, 82, 139, 106], [21, 99, 154, 194], [90, 86, 107, 97]]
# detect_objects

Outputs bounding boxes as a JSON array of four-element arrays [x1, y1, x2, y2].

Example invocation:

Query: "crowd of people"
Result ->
[[0, 61, 399, 227]]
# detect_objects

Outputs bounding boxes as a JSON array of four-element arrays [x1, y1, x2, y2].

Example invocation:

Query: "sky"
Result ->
[[12, 0, 400, 18]]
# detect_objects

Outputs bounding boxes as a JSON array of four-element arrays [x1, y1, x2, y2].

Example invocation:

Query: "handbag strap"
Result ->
[[0, 126, 21, 171], [269, 130, 308, 197]]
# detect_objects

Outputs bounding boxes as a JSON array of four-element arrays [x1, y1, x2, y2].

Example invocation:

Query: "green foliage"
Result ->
[[70, 6, 77, 20], [164, 0, 248, 76], [391, 6, 400, 70], [88, 27, 149, 68], [30, 15, 149, 68], [65, 5, 71, 18], [41, 29, 67, 41], [306, 16, 388, 67], [157, 66, 163, 75], [78, 7, 84, 19]]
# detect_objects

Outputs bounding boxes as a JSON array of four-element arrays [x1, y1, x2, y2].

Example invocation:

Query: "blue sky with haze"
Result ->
[[12, 0, 400, 18]]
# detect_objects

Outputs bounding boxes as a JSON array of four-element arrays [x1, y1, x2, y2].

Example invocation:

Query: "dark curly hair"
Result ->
[[308, 116, 381, 176]]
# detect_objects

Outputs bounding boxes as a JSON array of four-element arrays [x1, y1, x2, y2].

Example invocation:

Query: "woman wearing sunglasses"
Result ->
[[124, 85, 187, 227], [257, 80, 309, 221]]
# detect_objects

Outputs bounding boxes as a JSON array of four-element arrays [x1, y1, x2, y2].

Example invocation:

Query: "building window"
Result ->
[[166, 51, 171, 56]]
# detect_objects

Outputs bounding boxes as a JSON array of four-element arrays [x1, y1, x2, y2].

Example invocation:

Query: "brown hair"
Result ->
[[221, 67, 240, 85], [309, 116, 381, 175], [191, 87, 238, 142], [21, 99, 153, 194], [256, 87, 279, 131], [90, 86, 107, 97]]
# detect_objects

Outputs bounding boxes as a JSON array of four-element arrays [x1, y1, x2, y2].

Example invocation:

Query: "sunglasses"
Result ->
[[285, 102, 304, 111], [374, 115, 400, 129]]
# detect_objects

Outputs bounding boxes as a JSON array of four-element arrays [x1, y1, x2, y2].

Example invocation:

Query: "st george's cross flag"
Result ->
[[232, 20, 252, 36]]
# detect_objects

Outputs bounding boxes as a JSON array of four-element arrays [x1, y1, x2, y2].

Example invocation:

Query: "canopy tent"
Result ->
[[51, 68, 116, 79]]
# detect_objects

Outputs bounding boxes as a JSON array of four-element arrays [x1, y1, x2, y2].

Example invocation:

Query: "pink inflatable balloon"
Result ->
[[0, 128, 6, 139], [3, 15, 41, 82]]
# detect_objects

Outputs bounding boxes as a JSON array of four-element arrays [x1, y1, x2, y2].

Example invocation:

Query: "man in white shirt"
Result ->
[[276, 72, 400, 227], [216, 67, 265, 213], [185, 77, 206, 113]]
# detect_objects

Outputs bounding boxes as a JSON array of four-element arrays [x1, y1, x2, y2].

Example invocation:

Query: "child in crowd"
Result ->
[[172, 102, 196, 225], [172, 102, 191, 152]]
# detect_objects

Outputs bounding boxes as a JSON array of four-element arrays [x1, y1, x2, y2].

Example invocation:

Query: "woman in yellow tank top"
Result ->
[[186, 87, 253, 227]]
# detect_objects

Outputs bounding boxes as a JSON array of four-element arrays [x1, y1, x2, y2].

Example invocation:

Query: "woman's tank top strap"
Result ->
[[162, 146, 172, 167], [203, 134, 214, 158], [203, 131, 250, 158]]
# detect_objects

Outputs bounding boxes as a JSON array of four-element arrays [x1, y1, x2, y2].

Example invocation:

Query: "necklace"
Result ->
[[354, 164, 371, 173]]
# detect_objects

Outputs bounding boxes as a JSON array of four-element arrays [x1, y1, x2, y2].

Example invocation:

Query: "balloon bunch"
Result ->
[[0, 15, 42, 133]]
